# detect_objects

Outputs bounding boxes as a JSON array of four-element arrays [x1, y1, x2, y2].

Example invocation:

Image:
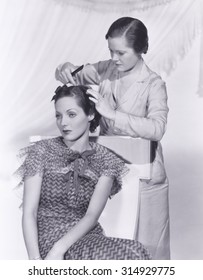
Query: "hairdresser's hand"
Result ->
[[44, 245, 64, 260], [55, 62, 77, 85], [87, 89, 116, 121]]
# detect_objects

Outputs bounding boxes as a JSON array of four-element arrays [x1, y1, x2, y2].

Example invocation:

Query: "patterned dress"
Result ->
[[16, 137, 150, 260]]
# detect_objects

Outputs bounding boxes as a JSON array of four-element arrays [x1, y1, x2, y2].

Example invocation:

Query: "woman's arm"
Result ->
[[114, 80, 169, 141], [22, 174, 42, 260], [55, 60, 111, 86], [87, 76, 168, 141], [45, 175, 113, 260]]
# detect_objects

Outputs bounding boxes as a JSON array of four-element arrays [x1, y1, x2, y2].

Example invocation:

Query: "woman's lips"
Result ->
[[63, 129, 71, 134]]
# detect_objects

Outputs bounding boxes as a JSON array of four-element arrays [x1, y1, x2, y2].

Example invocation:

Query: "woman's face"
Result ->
[[108, 36, 140, 72], [55, 96, 92, 145]]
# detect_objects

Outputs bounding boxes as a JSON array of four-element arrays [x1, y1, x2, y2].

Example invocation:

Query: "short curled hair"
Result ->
[[105, 17, 148, 55], [52, 85, 101, 133]]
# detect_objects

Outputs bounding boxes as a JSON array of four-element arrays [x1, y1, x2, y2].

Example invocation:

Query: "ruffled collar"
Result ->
[[50, 136, 96, 157]]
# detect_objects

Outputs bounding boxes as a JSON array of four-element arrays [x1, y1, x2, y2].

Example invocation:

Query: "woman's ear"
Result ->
[[88, 113, 95, 122]]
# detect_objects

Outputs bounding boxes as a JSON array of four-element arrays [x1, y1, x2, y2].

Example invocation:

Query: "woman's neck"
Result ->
[[62, 131, 91, 153], [120, 57, 143, 78]]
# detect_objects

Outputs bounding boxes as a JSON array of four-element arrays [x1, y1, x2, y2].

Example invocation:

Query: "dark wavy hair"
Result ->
[[105, 17, 148, 55], [51, 85, 101, 133]]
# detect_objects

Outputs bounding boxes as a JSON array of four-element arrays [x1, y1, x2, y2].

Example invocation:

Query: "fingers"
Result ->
[[87, 89, 100, 104], [55, 64, 63, 81], [55, 62, 76, 85], [61, 63, 76, 85], [87, 89, 99, 99], [88, 96, 99, 104], [89, 85, 99, 91]]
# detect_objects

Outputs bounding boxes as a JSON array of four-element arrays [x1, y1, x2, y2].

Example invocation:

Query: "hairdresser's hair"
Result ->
[[52, 85, 101, 133], [105, 17, 148, 54]]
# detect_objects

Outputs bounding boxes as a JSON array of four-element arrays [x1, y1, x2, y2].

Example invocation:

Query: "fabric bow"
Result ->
[[62, 149, 96, 194]]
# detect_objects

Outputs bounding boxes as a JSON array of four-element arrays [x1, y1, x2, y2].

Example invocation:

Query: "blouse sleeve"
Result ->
[[99, 148, 129, 197], [75, 60, 112, 86], [114, 78, 169, 141], [15, 140, 47, 181]]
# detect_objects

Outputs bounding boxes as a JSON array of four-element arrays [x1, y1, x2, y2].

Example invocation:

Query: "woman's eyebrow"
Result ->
[[109, 47, 125, 52], [66, 108, 77, 112], [56, 108, 77, 113]]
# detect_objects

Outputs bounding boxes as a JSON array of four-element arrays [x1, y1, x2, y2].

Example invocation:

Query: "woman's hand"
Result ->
[[87, 89, 116, 121], [55, 62, 77, 85], [44, 244, 64, 260]]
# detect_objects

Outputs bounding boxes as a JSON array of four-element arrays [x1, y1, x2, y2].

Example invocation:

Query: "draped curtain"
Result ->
[[0, 0, 202, 178], [51, 0, 175, 12]]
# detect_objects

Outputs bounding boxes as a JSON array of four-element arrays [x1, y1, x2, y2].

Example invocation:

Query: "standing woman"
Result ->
[[55, 17, 170, 259]]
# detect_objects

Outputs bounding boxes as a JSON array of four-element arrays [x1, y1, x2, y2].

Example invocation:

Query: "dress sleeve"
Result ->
[[15, 140, 47, 180], [99, 148, 129, 197]]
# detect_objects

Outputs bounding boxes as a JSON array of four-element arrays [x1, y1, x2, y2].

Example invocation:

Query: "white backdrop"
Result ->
[[0, 0, 203, 260]]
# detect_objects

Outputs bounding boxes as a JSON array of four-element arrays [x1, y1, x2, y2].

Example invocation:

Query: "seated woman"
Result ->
[[16, 85, 150, 260]]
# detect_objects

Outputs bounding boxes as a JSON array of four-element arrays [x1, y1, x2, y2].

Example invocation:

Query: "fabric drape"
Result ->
[[50, 0, 175, 12]]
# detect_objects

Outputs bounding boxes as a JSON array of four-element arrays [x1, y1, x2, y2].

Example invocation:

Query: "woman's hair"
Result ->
[[52, 85, 101, 133], [105, 17, 148, 54]]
